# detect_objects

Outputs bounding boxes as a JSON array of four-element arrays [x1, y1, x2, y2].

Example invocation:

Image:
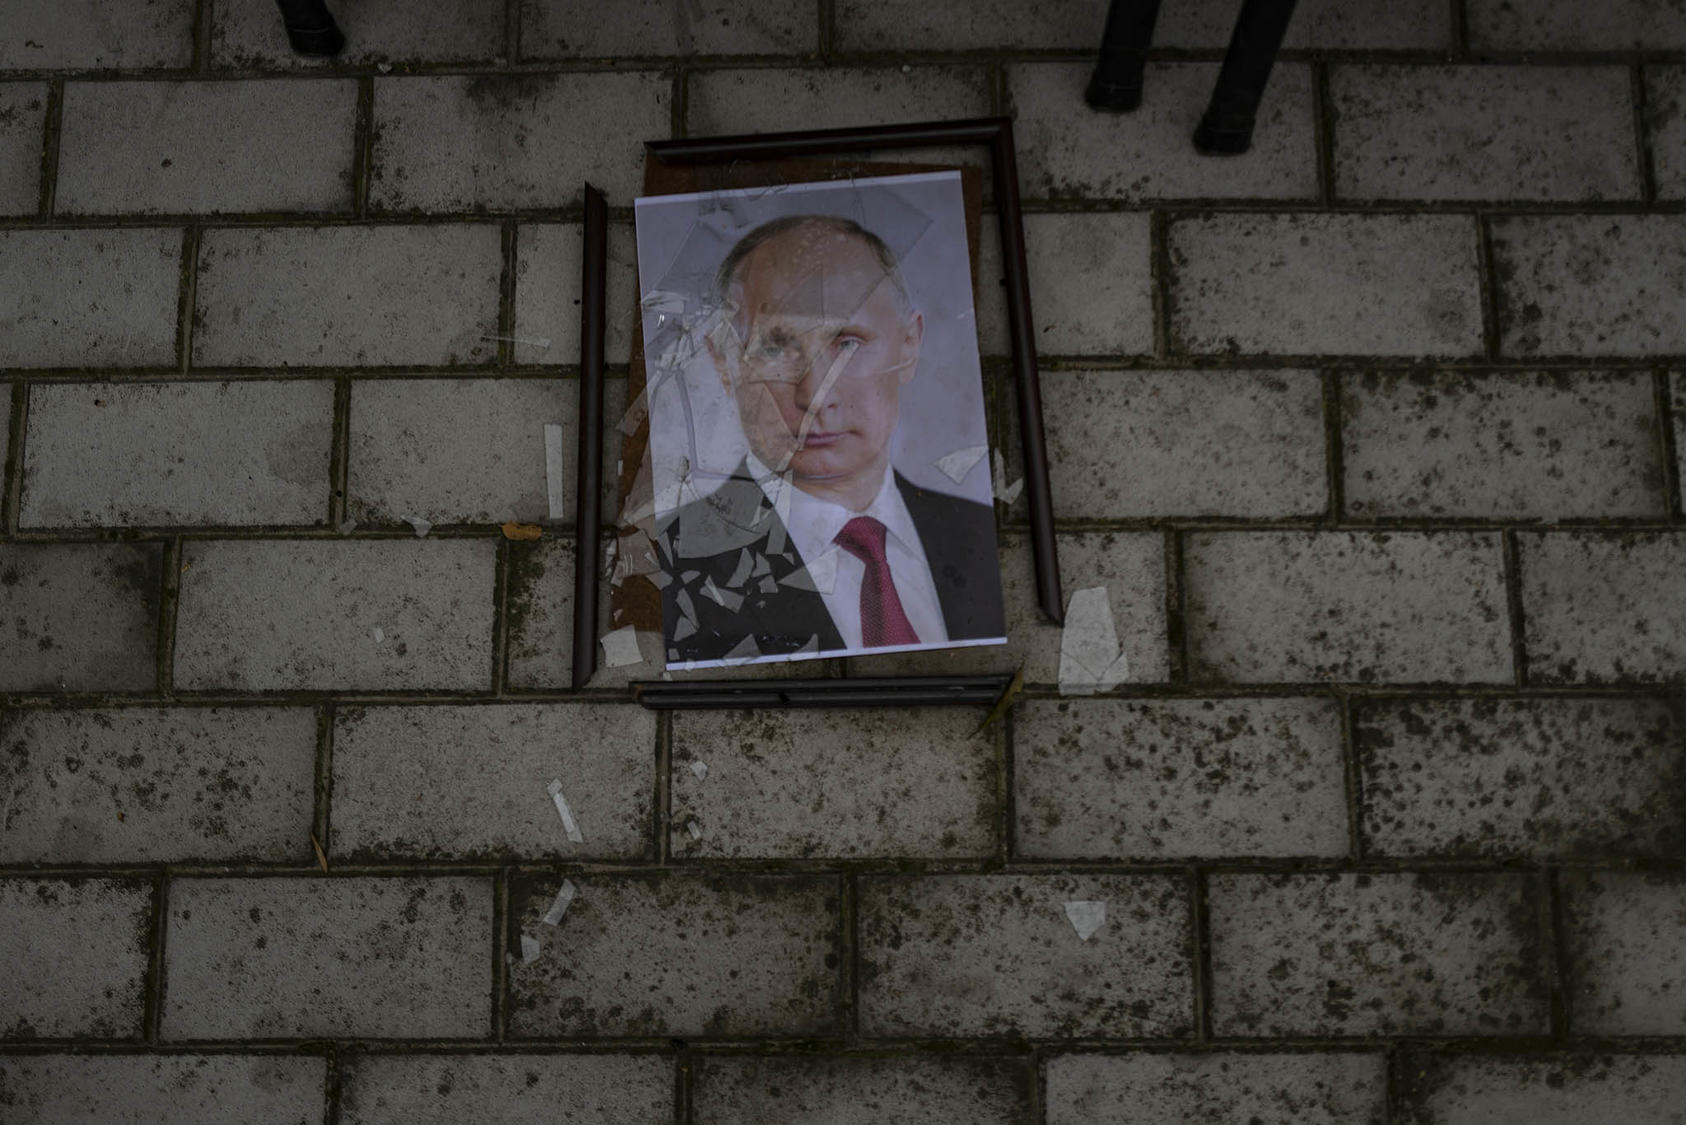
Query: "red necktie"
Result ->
[[833, 516, 921, 647]]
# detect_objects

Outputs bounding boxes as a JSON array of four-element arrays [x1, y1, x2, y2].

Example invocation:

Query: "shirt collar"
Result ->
[[743, 453, 921, 564]]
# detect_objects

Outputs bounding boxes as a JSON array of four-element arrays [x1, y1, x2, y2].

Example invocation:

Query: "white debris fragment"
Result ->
[[1063, 900, 1106, 942], [1057, 587, 1131, 695], [780, 547, 839, 595], [372, 627, 384, 643], [991, 448, 1025, 506], [933, 444, 989, 484], [401, 514, 432, 538], [541, 879, 577, 927], [689, 760, 709, 781], [720, 634, 762, 665], [726, 548, 754, 588], [546, 778, 585, 844], [519, 933, 541, 963], [600, 625, 643, 667], [685, 819, 702, 840], [544, 423, 566, 520], [700, 575, 745, 612]]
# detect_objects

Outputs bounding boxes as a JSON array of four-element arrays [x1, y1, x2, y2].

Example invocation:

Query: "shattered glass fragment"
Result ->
[[933, 444, 988, 485], [1057, 587, 1131, 695], [779, 547, 839, 595], [700, 575, 745, 613], [726, 548, 754, 588], [600, 625, 644, 668], [1063, 900, 1106, 941]]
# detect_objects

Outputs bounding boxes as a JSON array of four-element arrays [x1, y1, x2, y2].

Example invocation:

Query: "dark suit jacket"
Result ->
[[655, 462, 1006, 664]]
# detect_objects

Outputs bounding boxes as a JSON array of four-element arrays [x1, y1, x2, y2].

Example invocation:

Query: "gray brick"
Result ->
[[369, 74, 670, 212], [340, 1053, 672, 1125], [1342, 370, 1666, 520], [1651, 68, 1686, 201], [522, 0, 814, 58], [1015, 698, 1349, 860], [0, 878, 151, 1039], [1044, 370, 1326, 519], [192, 225, 501, 368], [162, 876, 493, 1040], [1169, 214, 1483, 357], [21, 380, 335, 527], [56, 80, 356, 215], [1396, 1053, 1686, 1124], [1469, 0, 1686, 49], [513, 222, 639, 366], [1008, 63, 1317, 202], [858, 874, 1193, 1038], [1208, 873, 1549, 1036], [1331, 66, 1639, 203], [1045, 1052, 1387, 1125], [852, 530, 1168, 685], [694, 1056, 1032, 1125], [1519, 532, 1686, 683], [1, 228, 181, 368], [1562, 873, 1686, 1036], [507, 873, 840, 1037], [0, 706, 315, 864], [1358, 698, 1686, 860], [330, 704, 655, 861], [687, 66, 990, 137], [502, 535, 830, 689], [1492, 215, 1686, 358], [174, 539, 496, 691], [0, 1055, 325, 1124], [348, 378, 573, 527], [670, 709, 996, 859], [0, 84, 46, 215], [1186, 532, 1511, 684], [0, 542, 161, 693], [835, 0, 1448, 50], [1, 0, 194, 69], [1013, 213, 1153, 356], [211, 0, 504, 69]]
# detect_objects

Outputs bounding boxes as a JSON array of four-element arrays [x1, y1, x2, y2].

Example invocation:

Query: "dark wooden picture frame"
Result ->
[[571, 118, 1062, 705]]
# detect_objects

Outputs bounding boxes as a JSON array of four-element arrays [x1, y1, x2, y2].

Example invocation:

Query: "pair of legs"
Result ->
[[1087, 0, 1299, 154]]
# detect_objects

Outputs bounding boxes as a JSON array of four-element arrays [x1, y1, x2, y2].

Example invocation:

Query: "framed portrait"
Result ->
[[632, 171, 1007, 670]]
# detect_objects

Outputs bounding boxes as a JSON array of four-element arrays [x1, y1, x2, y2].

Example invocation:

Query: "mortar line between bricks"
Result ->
[[1339, 691, 1364, 860], [1383, 1042, 1403, 1125], [840, 873, 859, 1044], [191, 0, 212, 74], [1189, 868, 1212, 1043], [675, 1047, 692, 1125], [1657, 369, 1684, 520], [1632, 64, 1658, 205], [353, 76, 375, 219], [1448, 0, 1470, 55], [1163, 528, 1187, 683], [1149, 211, 1170, 360], [816, 0, 834, 62], [1546, 867, 1571, 1042], [36, 78, 62, 217], [1029, 1046, 1046, 1125], [324, 1043, 343, 1125], [2, 380, 25, 535], [1173, 530, 1192, 680], [142, 872, 169, 1044], [12, 1033, 1686, 1054], [489, 538, 511, 696], [175, 226, 200, 374], [155, 537, 181, 696], [1321, 369, 1346, 520], [1502, 529, 1529, 686], [313, 702, 336, 860], [671, 66, 688, 140], [1312, 61, 1335, 205], [492, 866, 510, 1043], [498, 220, 518, 369], [655, 711, 673, 864], [503, 0, 521, 63], [998, 704, 1016, 863], [328, 375, 351, 528], [1474, 212, 1502, 361]]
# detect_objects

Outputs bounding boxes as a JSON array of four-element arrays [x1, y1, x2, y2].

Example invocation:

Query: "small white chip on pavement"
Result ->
[[600, 624, 643, 667], [546, 778, 585, 844], [519, 934, 541, 963], [1063, 900, 1106, 942], [541, 879, 578, 927], [544, 423, 566, 520], [689, 760, 709, 781]]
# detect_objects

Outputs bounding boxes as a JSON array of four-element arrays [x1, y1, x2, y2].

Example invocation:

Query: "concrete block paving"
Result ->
[[1, 0, 1684, 1119]]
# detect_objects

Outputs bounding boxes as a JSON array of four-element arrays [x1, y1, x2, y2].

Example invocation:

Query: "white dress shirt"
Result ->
[[744, 453, 949, 651]]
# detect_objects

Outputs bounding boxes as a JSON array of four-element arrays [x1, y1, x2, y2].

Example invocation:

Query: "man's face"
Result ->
[[710, 226, 922, 498]]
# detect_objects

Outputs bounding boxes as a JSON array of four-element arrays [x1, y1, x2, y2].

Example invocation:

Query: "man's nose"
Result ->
[[789, 347, 835, 411]]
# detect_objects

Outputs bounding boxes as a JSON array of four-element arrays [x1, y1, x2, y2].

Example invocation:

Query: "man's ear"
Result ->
[[898, 311, 924, 385]]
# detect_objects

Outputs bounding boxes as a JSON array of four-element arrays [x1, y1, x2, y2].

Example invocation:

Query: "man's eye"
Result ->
[[835, 337, 863, 353], [753, 342, 786, 360]]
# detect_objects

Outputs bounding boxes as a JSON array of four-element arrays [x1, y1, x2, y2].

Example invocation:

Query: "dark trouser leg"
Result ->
[[1086, 0, 1166, 112], [275, 0, 346, 57], [1194, 0, 1298, 154]]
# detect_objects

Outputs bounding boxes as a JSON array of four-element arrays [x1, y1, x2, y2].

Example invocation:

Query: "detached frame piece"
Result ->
[[570, 119, 1063, 702]]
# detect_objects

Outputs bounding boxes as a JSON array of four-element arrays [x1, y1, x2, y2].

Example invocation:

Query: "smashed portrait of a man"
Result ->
[[631, 171, 1007, 669]]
